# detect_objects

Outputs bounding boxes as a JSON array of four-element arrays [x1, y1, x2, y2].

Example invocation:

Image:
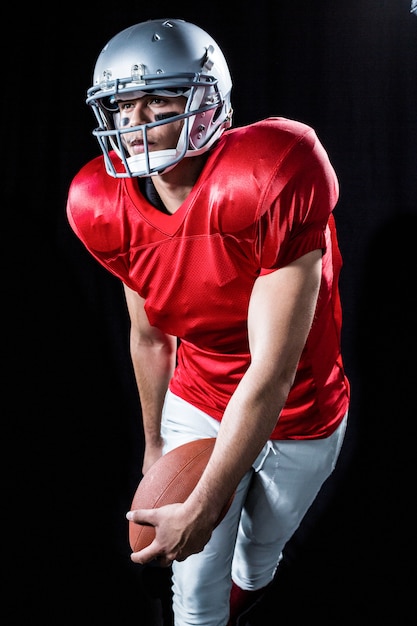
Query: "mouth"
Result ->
[[128, 137, 146, 154]]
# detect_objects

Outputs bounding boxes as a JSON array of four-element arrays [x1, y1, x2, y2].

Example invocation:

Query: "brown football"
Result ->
[[129, 437, 233, 552]]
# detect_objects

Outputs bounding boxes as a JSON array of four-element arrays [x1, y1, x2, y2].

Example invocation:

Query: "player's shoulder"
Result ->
[[225, 117, 318, 149], [215, 118, 325, 171], [69, 153, 112, 192], [66, 152, 123, 236], [67, 153, 122, 213], [213, 117, 327, 182]]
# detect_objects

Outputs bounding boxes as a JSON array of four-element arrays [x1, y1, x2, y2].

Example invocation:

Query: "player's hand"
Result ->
[[126, 502, 213, 565]]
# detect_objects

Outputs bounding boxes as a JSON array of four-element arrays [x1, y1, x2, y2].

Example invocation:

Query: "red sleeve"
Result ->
[[258, 128, 339, 273]]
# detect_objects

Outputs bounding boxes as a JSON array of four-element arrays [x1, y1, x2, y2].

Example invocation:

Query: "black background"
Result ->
[[7, 1, 416, 624]]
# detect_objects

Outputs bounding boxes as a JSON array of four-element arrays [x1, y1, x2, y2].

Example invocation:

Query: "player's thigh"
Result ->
[[233, 415, 347, 587], [244, 414, 347, 543]]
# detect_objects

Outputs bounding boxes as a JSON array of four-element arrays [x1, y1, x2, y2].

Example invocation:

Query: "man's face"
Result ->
[[114, 94, 187, 156]]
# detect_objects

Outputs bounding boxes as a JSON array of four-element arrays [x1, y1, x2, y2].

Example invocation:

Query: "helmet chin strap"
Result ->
[[126, 149, 178, 176]]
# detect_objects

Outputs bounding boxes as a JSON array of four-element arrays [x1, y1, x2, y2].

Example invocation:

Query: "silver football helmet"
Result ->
[[87, 18, 233, 177]]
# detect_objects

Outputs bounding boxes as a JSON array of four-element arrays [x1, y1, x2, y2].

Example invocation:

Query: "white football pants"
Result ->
[[161, 389, 348, 626]]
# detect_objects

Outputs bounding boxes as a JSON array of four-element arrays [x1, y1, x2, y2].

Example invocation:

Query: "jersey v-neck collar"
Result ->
[[123, 149, 217, 236], [124, 176, 192, 235]]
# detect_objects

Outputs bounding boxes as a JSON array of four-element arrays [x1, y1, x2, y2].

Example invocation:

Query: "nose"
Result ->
[[128, 101, 150, 127]]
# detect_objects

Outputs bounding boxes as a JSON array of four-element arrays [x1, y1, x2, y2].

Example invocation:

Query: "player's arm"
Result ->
[[186, 248, 323, 523], [128, 248, 322, 564], [123, 284, 177, 473]]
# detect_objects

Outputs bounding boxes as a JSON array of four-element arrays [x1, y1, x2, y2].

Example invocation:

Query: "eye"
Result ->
[[147, 96, 167, 106]]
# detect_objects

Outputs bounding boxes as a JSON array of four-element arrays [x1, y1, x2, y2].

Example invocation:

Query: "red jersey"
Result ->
[[67, 117, 350, 439]]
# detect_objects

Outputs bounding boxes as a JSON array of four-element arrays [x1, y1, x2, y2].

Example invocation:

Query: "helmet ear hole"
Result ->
[[188, 108, 218, 150], [100, 96, 119, 112]]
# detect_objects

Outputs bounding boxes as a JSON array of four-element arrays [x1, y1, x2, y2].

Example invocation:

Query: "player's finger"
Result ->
[[130, 540, 167, 565], [126, 509, 156, 525]]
